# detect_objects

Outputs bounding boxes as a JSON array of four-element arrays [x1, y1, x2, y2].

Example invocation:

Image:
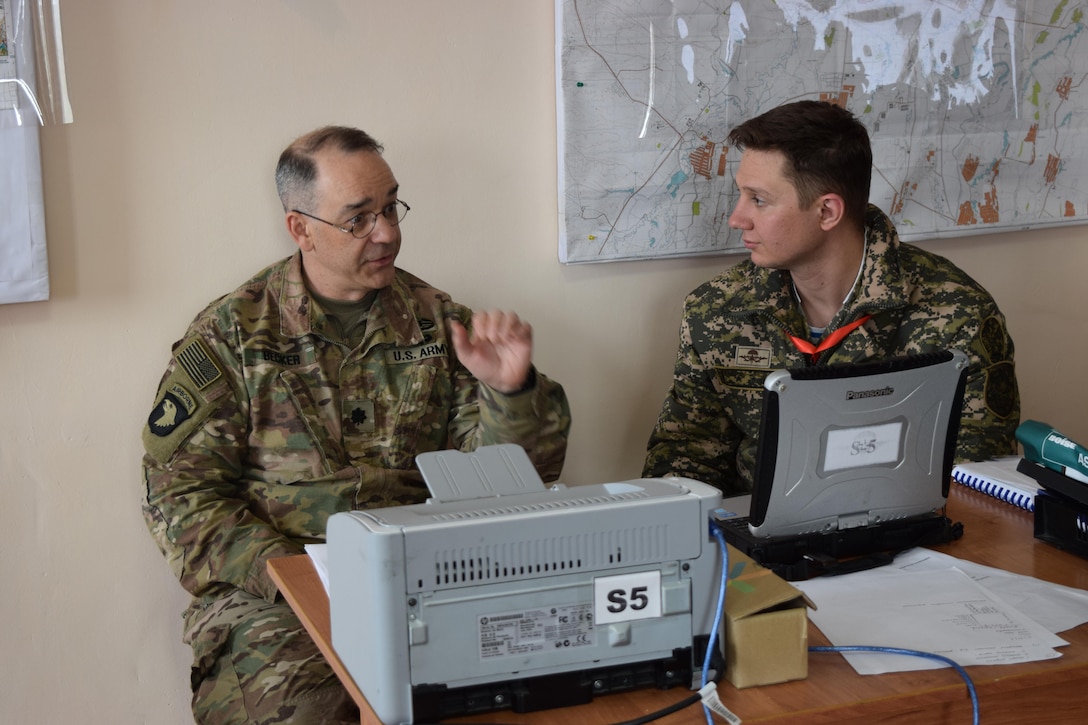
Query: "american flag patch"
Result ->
[[176, 339, 223, 390]]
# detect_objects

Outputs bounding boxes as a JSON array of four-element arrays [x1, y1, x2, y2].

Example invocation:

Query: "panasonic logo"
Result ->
[[846, 386, 894, 400]]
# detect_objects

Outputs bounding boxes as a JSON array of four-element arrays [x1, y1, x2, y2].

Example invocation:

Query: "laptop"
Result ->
[[716, 349, 969, 580]]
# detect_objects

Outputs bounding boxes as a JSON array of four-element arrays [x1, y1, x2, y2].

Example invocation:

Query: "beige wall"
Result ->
[[1, 2, 1084, 722]]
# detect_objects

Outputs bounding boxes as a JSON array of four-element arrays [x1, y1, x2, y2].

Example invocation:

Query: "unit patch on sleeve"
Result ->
[[148, 383, 198, 437]]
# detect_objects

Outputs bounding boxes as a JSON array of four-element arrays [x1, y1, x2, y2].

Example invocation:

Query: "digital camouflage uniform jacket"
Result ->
[[643, 205, 1019, 496], [142, 252, 571, 607]]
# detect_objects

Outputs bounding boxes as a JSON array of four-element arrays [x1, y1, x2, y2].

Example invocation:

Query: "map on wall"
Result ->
[[0, 0, 18, 107], [556, 0, 1088, 263]]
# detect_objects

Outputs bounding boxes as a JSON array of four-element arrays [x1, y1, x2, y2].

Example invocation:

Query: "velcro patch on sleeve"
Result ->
[[142, 340, 230, 464], [176, 338, 223, 390], [144, 370, 221, 463], [147, 383, 198, 437]]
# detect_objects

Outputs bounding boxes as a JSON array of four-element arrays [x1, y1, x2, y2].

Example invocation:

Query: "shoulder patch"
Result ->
[[147, 383, 198, 437], [983, 360, 1018, 419], [176, 338, 223, 390], [142, 345, 228, 464]]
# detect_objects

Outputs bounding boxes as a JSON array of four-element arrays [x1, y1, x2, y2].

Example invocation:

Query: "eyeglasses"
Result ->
[[292, 199, 410, 240]]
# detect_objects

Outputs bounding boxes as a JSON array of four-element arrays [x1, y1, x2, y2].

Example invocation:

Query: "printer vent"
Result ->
[[428, 490, 649, 522], [425, 522, 671, 589]]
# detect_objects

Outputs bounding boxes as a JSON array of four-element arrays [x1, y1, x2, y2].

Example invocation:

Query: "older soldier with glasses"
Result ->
[[141, 126, 571, 724]]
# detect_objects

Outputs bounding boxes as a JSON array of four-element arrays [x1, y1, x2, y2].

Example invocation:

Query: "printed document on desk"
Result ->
[[892, 548, 1088, 634], [794, 565, 1069, 675]]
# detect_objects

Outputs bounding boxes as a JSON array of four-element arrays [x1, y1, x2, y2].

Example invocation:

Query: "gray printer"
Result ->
[[327, 444, 725, 724]]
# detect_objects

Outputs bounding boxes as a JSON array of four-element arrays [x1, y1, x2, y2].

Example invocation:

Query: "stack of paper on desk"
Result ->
[[793, 548, 1088, 674], [304, 543, 330, 593]]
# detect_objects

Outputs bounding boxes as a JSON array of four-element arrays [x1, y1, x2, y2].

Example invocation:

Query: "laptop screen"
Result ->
[[747, 350, 969, 538]]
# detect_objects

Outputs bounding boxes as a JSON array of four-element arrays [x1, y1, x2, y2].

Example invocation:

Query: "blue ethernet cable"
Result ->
[[703, 516, 979, 725], [808, 645, 979, 725], [702, 524, 729, 725]]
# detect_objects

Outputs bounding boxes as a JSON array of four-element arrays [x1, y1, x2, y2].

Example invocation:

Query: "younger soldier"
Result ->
[[141, 126, 571, 724], [643, 100, 1019, 496]]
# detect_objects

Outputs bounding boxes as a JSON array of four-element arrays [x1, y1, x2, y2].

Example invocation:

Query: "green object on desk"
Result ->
[[1016, 419, 1088, 484]]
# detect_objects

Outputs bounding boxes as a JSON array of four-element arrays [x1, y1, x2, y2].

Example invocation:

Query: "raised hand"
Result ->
[[448, 310, 533, 394]]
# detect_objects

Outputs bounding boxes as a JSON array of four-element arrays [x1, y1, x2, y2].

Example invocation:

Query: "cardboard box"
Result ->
[[723, 545, 812, 688]]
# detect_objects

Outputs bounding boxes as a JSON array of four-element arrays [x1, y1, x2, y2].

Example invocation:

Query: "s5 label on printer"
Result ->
[[593, 570, 663, 625]]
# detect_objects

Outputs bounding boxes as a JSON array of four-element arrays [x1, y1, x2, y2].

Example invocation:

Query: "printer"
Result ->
[[327, 445, 725, 724]]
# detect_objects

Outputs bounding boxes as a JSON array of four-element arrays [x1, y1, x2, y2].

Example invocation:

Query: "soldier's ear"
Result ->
[[286, 212, 315, 252], [816, 193, 846, 231]]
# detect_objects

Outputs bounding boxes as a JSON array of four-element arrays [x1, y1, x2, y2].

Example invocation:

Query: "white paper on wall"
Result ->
[[0, 0, 52, 305]]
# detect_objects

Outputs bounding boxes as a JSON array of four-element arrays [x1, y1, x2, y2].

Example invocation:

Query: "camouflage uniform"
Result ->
[[643, 205, 1019, 496], [142, 252, 571, 724]]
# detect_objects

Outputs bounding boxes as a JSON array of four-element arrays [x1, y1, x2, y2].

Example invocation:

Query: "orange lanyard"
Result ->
[[787, 314, 871, 364]]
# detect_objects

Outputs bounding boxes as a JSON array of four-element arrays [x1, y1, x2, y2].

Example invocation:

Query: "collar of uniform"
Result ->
[[277, 251, 314, 337], [274, 252, 422, 347], [690, 259, 807, 340], [735, 263, 801, 322], [845, 204, 913, 318], [705, 206, 915, 347], [367, 275, 424, 348]]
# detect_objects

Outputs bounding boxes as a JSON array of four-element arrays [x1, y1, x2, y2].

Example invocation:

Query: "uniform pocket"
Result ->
[[714, 367, 770, 392], [246, 369, 342, 485], [383, 364, 440, 469], [711, 367, 769, 441], [188, 622, 233, 694]]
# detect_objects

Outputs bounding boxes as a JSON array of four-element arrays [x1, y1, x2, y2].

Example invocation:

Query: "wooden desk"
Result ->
[[268, 485, 1088, 724]]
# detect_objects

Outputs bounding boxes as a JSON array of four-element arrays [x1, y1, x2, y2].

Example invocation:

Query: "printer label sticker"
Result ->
[[593, 570, 663, 625], [478, 604, 596, 659]]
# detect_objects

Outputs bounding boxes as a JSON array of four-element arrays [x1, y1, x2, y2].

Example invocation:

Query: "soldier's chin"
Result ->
[[364, 265, 397, 290], [748, 252, 775, 268]]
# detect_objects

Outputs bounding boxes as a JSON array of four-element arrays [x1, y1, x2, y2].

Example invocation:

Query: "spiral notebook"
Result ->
[[951, 456, 1039, 512]]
